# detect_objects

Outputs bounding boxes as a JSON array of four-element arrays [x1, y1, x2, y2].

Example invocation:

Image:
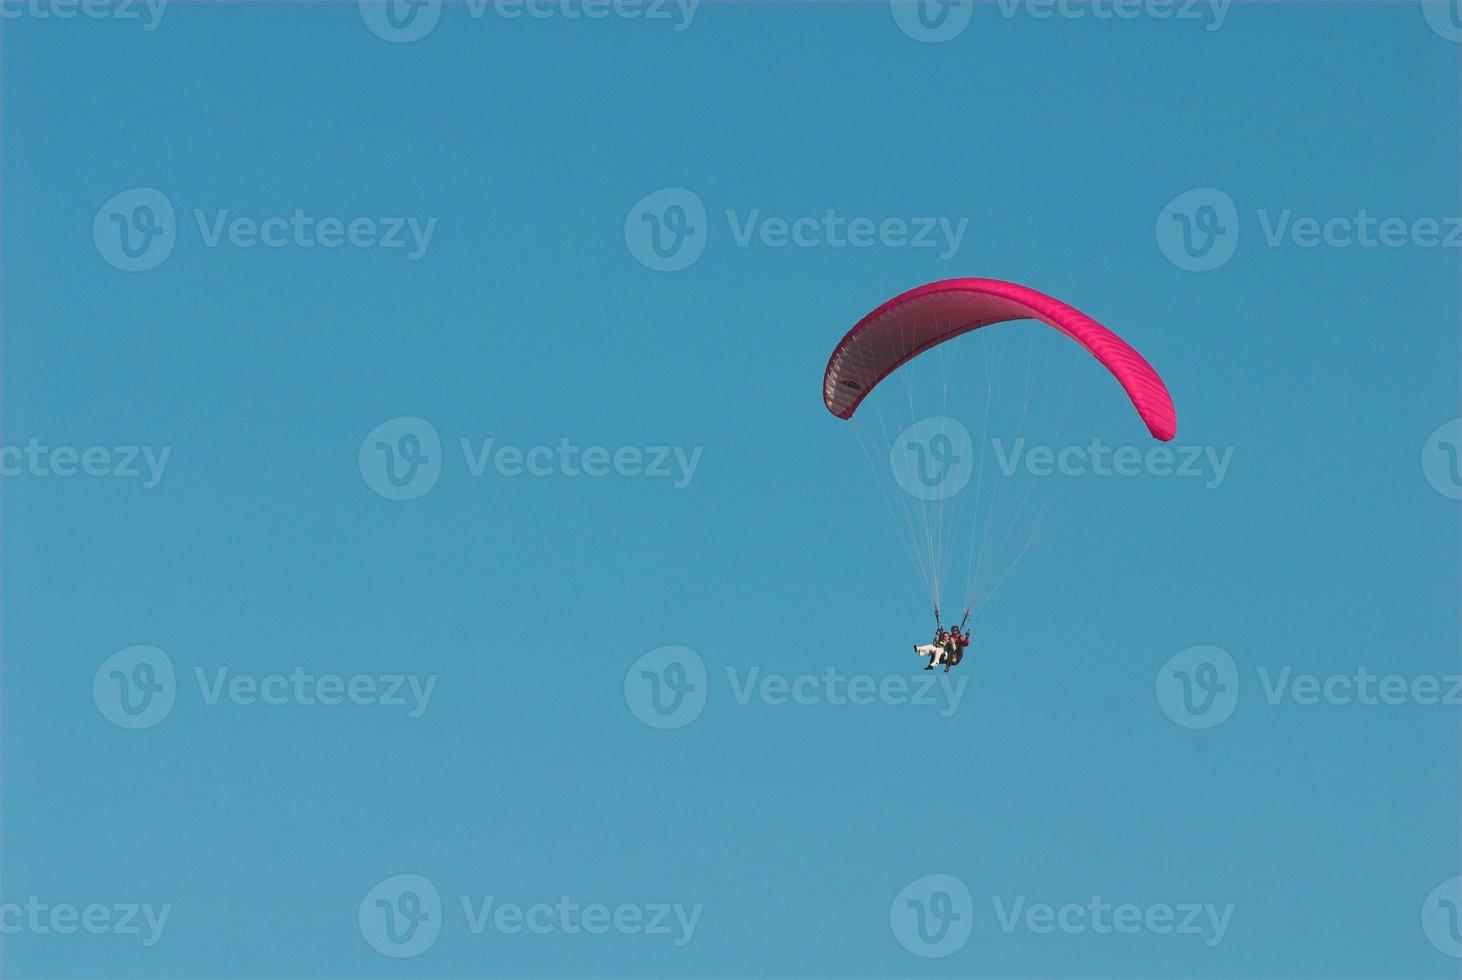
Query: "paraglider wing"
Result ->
[[822, 278, 1177, 441]]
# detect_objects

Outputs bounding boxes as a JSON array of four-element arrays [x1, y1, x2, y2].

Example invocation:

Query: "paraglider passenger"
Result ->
[[917, 629, 950, 670]]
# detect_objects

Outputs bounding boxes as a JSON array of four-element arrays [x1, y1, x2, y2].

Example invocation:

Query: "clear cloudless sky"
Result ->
[[2, 1, 1459, 977]]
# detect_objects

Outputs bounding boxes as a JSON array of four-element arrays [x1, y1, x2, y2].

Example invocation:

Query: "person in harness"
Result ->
[[945, 625, 970, 672], [916, 627, 951, 670]]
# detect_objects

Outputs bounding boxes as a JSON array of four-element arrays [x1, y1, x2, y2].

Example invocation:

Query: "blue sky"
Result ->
[[2, 1, 1460, 977]]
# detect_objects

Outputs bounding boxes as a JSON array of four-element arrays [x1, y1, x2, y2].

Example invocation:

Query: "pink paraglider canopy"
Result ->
[[822, 278, 1177, 441]]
